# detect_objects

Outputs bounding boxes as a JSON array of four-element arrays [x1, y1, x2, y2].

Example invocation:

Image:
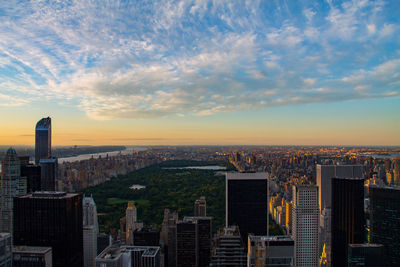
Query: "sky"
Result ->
[[0, 0, 399, 146]]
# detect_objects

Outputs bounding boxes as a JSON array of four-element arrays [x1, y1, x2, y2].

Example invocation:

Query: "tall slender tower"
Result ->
[[331, 177, 364, 267], [194, 196, 206, 217], [126, 201, 143, 245], [35, 117, 51, 165], [83, 196, 99, 267], [292, 184, 319, 267], [0, 148, 26, 234]]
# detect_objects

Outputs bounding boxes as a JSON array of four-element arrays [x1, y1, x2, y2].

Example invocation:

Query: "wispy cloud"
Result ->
[[0, 0, 399, 119]]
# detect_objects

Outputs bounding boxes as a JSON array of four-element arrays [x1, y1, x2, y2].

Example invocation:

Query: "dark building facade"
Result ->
[[176, 217, 212, 267], [35, 117, 51, 165], [369, 186, 400, 266], [226, 172, 269, 243], [13, 192, 83, 267], [331, 177, 365, 267], [347, 244, 384, 267], [133, 228, 160, 247], [39, 158, 57, 191], [20, 164, 41, 193]]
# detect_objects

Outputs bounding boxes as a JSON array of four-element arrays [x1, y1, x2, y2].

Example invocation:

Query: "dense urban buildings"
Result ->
[[160, 209, 178, 267], [35, 117, 51, 165], [292, 184, 319, 267], [95, 245, 161, 267], [248, 235, 294, 267], [12, 246, 52, 267], [331, 177, 365, 267], [369, 185, 400, 266], [210, 226, 247, 267], [226, 172, 269, 242], [0, 148, 26, 234], [13, 191, 83, 267], [39, 157, 57, 191]]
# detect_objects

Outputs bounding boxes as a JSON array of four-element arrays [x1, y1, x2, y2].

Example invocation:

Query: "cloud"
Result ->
[[0, 0, 399, 119]]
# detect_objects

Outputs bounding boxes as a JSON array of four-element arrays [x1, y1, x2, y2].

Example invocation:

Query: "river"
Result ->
[[58, 146, 148, 163]]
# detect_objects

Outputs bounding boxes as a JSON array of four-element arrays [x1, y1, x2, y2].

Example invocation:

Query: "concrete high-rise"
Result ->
[[160, 208, 178, 267], [292, 184, 319, 267], [369, 185, 400, 266], [13, 191, 83, 267], [83, 196, 99, 267], [35, 117, 51, 165], [126, 201, 143, 245], [194, 196, 206, 217], [226, 172, 269, 242], [0, 148, 26, 234], [13, 246, 52, 267], [331, 177, 364, 267]]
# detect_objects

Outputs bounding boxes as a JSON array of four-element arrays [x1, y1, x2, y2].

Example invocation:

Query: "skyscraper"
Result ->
[[292, 184, 319, 267], [194, 196, 206, 217], [35, 117, 51, 165], [13, 191, 83, 267], [83, 196, 99, 267], [177, 217, 212, 267], [369, 185, 400, 266], [248, 235, 294, 267], [126, 201, 143, 245], [226, 172, 269, 242], [0, 233, 12, 267], [39, 157, 57, 191], [0, 148, 26, 234], [316, 164, 364, 266], [331, 177, 365, 267], [12, 246, 52, 267], [160, 208, 178, 267]]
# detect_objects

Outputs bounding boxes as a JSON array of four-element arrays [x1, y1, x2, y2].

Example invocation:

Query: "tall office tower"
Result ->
[[248, 235, 294, 267], [20, 161, 41, 193], [35, 117, 51, 165], [210, 226, 247, 267], [0, 233, 12, 267], [0, 148, 26, 233], [176, 217, 212, 267], [83, 196, 99, 267], [394, 158, 400, 185], [126, 201, 143, 245], [226, 172, 269, 242], [369, 185, 400, 266], [292, 184, 319, 267], [160, 209, 178, 267], [347, 244, 384, 267], [285, 200, 292, 235], [13, 246, 52, 267], [194, 196, 206, 216], [13, 192, 83, 267], [331, 177, 365, 267], [317, 164, 364, 266], [39, 158, 57, 191]]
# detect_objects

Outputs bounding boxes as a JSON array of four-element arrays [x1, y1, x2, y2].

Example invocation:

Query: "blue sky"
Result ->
[[0, 0, 399, 145]]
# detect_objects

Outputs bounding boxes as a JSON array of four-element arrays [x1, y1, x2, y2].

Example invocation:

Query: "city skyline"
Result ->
[[0, 0, 399, 146]]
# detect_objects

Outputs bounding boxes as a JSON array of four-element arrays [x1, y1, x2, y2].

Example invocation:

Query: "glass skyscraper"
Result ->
[[35, 117, 51, 165]]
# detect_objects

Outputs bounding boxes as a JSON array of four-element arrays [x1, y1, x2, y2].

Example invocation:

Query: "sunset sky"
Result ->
[[0, 0, 399, 146]]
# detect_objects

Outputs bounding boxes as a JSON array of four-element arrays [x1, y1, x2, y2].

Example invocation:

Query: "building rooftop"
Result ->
[[226, 172, 268, 180], [13, 246, 52, 254], [0, 233, 11, 239], [248, 235, 293, 242], [349, 243, 384, 248], [36, 117, 51, 130]]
